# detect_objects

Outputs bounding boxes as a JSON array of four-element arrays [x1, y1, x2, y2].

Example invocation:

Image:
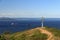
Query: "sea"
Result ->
[[0, 18, 60, 33]]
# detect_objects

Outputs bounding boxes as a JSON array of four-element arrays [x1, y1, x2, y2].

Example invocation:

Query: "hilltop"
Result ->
[[0, 27, 60, 40]]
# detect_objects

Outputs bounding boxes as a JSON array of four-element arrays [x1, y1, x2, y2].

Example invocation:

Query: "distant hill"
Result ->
[[0, 17, 16, 20], [0, 17, 60, 21], [0, 27, 60, 40], [0, 17, 41, 21]]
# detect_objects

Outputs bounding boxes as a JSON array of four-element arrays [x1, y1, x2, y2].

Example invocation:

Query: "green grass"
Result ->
[[0, 27, 60, 40], [45, 27, 60, 37], [10, 29, 48, 40], [0, 29, 48, 40]]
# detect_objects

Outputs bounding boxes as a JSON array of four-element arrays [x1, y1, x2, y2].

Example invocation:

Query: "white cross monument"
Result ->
[[41, 16, 44, 28]]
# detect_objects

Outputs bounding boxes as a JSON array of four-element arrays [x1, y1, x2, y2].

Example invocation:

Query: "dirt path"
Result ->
[[36, 27, 54, 40]]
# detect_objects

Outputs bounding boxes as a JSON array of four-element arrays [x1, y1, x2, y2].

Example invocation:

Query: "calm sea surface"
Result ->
[[0, 18, 60, 33]]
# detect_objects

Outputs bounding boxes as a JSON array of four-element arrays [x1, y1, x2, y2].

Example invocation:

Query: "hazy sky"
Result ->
[[0, 0, 60, 18]]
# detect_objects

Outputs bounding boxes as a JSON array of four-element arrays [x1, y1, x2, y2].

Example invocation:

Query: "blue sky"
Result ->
[[0, 0, 60, 18]]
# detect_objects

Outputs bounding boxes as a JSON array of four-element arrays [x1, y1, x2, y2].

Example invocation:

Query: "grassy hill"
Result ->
[[0, 27, 60, 40], [45, 27, 60, 40]]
